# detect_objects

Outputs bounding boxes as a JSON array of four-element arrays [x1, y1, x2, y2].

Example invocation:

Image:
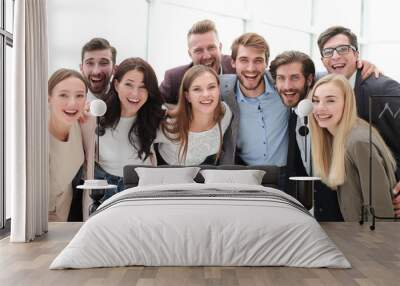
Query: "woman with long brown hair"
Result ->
[[90, 58, 165, 197], [155, 65, 232, 165]]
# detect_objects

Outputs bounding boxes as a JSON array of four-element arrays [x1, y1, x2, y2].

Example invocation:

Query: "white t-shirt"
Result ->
[[99, 116, 153, 177], [155, 102, 232, 165]]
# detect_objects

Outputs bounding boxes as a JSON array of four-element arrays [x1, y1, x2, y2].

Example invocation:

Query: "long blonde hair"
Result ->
[[309, 74, 357, 188], [161, 65, 225, 163], [309, 74, 396, 188]]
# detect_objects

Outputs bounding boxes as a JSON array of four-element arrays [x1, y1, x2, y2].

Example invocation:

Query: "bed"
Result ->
[[50, 165, 350, 269]]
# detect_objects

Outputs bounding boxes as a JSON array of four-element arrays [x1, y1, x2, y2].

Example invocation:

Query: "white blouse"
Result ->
[[155, 102, 232, 165], [99, 116, 153, 177]]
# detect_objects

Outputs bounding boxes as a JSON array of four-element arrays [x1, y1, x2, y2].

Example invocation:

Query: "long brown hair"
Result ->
[[101, 57, 165, 160], [162, 65, 224, 163]]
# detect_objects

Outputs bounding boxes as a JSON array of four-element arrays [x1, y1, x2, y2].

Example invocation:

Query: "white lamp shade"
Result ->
[[296, 99, 313, 117], [90, 99, 107, 117]]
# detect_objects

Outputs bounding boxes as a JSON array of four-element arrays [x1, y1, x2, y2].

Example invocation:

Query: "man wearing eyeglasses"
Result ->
[[318, 26, 400, 215]]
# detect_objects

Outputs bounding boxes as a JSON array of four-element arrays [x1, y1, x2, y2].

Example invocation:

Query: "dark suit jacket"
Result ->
[[160, 54, 236, 104], [285, 111, 308, 197], [354, 69, 400, 179], [285, 107, 343, 221]]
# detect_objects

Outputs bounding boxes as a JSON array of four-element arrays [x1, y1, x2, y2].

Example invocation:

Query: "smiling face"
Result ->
[[275, 62, 310, 108], [312, 82, 345, 135], [80, 49, 115, 94], [232, 45, 266, 97], [48, 76, 87, 127], [321, 34, 358, 79], [114, 69, 149, 117], [188, 31, 222, 73], [186, 71, 220, 115]]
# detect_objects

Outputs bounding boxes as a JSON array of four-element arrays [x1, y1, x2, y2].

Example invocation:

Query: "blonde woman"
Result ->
[[309, 74, 397, 221], [155, 65, 232, 165], [48, 69, 87, 221]]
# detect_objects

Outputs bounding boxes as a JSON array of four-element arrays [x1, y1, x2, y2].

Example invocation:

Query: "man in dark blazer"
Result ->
[[270, 51, 344, 221], [269, 51, 315, 197], [160, 19, 235, 104], [318, 26, 400, 213]]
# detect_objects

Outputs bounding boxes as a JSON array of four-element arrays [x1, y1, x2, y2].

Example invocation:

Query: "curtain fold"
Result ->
[[9, 0, 48, 242]]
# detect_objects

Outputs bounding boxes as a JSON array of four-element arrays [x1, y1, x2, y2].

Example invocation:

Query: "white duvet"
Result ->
[[50, 183, 351, 269]]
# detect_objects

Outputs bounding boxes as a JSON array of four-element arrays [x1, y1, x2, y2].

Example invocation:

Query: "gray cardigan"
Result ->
[[219, 74, 238, 164], [337, 122, 396, 221]]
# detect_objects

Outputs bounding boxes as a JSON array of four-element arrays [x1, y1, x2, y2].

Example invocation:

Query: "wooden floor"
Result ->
[[0, 222, 399, 286]]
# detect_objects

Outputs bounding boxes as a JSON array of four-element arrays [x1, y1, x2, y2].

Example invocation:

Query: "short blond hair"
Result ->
[[187, 19, 219, 43]]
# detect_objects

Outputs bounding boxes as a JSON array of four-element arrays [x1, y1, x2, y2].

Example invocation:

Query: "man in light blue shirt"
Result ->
[[234, 74, 288, 166], [220, 33, 289, 187]]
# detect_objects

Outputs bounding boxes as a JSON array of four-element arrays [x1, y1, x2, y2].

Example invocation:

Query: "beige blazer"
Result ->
[[337, 123, 397, 221], [49, 122, 84, 221]]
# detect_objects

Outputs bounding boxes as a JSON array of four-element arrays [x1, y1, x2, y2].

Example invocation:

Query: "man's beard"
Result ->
[[88, 76, 110, 95], [199, 57, 220, 73], [237, 74, 264, 91], [278, 82, 309, 108]]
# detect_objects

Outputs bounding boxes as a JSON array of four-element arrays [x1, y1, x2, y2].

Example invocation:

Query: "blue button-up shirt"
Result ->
[[236, 74, 289, 166]]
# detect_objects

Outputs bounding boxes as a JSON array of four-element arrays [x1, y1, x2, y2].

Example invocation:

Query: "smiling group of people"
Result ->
[[47, 19, 400, 223]]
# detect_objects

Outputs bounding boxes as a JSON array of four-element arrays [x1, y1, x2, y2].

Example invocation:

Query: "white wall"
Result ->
[[47, 0, 148, 73], [47, 0, 400, 82], [147, 0, 244, 81], [311, 0, 362, 74], [362, 0, 400, 81]]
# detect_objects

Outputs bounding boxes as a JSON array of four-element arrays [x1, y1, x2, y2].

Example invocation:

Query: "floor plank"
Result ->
[[0, 222, 399, 286]]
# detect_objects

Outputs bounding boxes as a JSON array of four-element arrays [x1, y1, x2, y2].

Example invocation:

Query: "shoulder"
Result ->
[[164, 63, 193, 80], [346, 123, 369, 146], [219, 74, 237, 94], [221, 54, 232, 62], [221, 54, 235, 74], [221, 102, 233, 123], [345, 122, 383, 157], [219, 74, 238, 109], [264, 70, 274, 83], [361, 72, 400, 95]]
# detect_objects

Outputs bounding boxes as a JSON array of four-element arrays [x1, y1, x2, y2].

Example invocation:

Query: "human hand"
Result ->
[[357, 60, 383, 80]]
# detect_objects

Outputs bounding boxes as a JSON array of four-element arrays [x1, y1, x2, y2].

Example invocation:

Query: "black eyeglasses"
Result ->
[[321, 44, 357, 58]]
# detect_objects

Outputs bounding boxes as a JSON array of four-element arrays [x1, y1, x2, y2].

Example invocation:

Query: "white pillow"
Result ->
[[135, 167, 201, 186], [200, 169, 266, 185]]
